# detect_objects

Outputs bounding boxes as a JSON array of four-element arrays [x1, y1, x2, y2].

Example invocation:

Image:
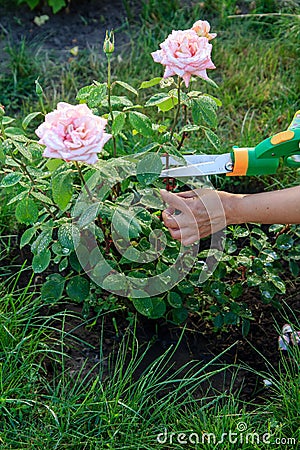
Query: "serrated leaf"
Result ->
[[31, 191, 54, 205], [66, 276, 90, 302], [13, 142, 33, 161], [87, 84, 107, 108], [136, 153, 163, 185], [139, 77, 162, 89], [58, 223, 80, 250], [76, 85, 95, 101], [41, 274, 65, 302], [15, 197, 39, 224], [52, 170, 73, 210], [32, 249, 51, 273], [204, 128, 220, 150], [7, 190, 29, 205], [20, 227, 37, 248], [128, 111, 153, 137], [112, 208, 141, 239], [22, 112, 42, 130], [1, 172, 23, 187], [115, 80, 138, 96], [192, 97, 218, 128], [112, 112, 126, 136]]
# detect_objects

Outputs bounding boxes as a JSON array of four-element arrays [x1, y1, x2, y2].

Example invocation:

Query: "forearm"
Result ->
[[225, 186, 300, 226]]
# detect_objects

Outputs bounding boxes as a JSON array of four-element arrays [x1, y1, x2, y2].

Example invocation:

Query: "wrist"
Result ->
[[221, 192, 246, 226]]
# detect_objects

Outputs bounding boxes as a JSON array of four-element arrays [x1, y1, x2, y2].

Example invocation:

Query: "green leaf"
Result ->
[[132, 297, 166, 319], [136, 153, 163, 185], [22, 112, 42, 130], [115, 80, 138, 96], [172, 307, 188, 324], [102, 273, 129, 294], [204, 128, 220, 150], [87, 84, 107, 108], [32, 249, 51, 273], [31, 191, 54, 205], [20, 227, 36, 248], [58, 224, 80, 250], [13, 142, 33, 161], [66, 276, 90, 302], [31, 229, 53, 255], [76, 85, 95, 102], [52, 170, 73, 210], [112, 112, 126, 136], [145, 92, 178, 112], [167, 291, 182, 308], [15, 197, 39, 225], [289, 259, 299, 277], [2, 116, 15, 125], [192, 97, 218, 128], [213, 314, 224, 328], [7, 190, 28, 205], [128, 111, 153, 137], [139, 77, 162, 89], [41, 274, 65, 302], [276, 234, 294, 250], [242, 319, 251, 337], [46, 158, 64, 172], [112, 208, 141, 239], [179, 125, 201, 134], [48, 0, 66, 14], [0, 172, 22, 187], [269, 274, 286, 293]]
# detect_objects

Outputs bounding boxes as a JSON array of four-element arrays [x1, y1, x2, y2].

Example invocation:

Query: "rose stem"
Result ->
[[75, 161, 93, 201]]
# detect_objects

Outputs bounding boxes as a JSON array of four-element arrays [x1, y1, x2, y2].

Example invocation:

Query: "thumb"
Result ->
[[160, 189, 189, 213]]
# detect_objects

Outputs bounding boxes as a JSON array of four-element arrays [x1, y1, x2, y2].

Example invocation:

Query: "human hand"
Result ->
[[160, 188, 230, 245]]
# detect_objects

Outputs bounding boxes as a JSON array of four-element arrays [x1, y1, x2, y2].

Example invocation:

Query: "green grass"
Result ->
[[0, 277, 299, 448]]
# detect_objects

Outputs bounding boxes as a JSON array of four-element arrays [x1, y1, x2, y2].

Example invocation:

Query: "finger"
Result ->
[[162, 210, 180, 229], [160, 189, 190, 213]]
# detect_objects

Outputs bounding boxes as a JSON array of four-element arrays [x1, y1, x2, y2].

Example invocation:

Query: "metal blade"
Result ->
[[160, 153, 233, 177], [160, 154, 223, 166]]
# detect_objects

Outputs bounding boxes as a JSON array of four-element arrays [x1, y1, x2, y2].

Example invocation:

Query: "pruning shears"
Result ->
[[160, 111, 300, 178]]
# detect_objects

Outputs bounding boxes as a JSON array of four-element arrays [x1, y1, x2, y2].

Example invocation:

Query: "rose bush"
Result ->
[[0, 19, 295, 331]]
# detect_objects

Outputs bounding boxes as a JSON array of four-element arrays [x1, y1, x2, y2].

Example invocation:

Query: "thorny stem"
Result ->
[[107, 55, 117, 157], [170, 77, 182, 142], [75, 161, 93, 201]]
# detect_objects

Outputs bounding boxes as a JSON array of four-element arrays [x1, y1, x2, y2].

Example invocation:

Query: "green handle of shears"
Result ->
[[250, 110, 300, 174], [229, 111, 300, 176]]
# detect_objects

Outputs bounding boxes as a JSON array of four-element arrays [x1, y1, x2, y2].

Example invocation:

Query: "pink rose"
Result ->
[[151, 29, 215, 87], [35, 102, 112, 164], [192, 20, 217, 41]]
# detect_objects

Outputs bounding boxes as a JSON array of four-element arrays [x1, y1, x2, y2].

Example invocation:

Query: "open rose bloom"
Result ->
[[36, 102, 112, 164], [151, 22, 216, 87]]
